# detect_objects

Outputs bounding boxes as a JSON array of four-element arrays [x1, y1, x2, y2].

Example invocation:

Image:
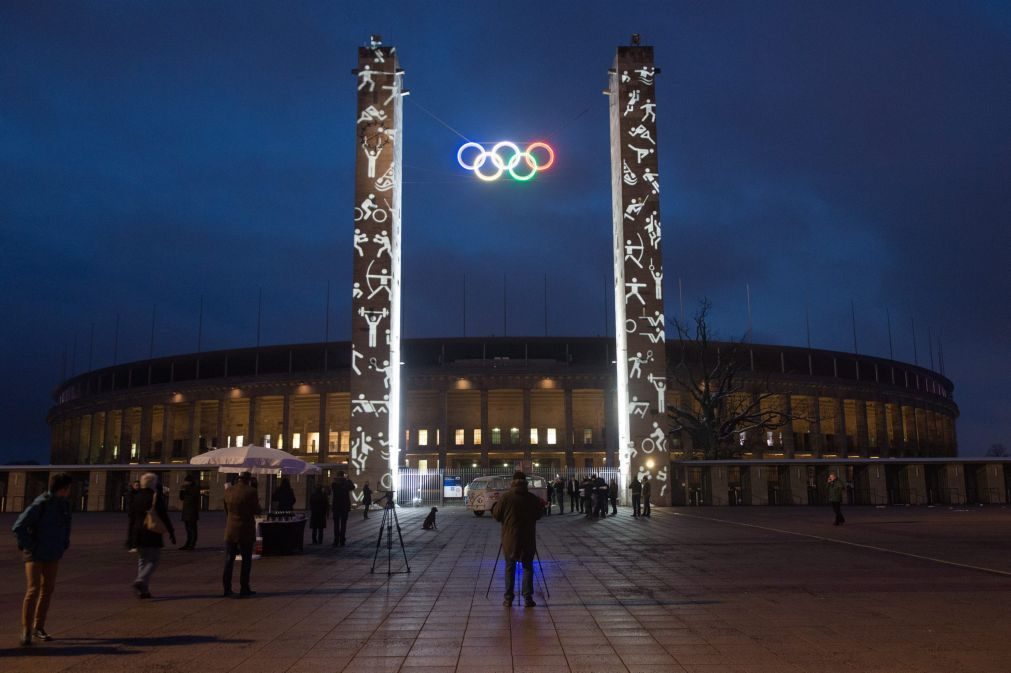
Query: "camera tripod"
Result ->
[[370, 491, 411, 576]]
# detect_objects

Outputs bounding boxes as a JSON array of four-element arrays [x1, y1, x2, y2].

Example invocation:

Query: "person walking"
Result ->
[[308, 485, 328, 544], [222, 471, 261, 597], [178, 475, 200, 550], [129, 473, 175, 599], [553, 476, 565, 514], [641, 474, 652, 517], [12, 472, 73, 647], [271, 476, 296, 513], [491, 471, 543, 608], [362, 481, 372, 519], [828, 473, 846, 525], [630, 475, 642, 518], [568, 477, 579, 513], [331, 471, 356, 547], [608, 478, 618, 515]]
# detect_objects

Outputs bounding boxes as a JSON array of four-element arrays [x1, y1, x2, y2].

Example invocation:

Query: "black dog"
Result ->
[[422, 506, 438, 530]]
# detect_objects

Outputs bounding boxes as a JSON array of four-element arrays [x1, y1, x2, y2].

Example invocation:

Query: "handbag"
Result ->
[[144, 490, 169, 535]]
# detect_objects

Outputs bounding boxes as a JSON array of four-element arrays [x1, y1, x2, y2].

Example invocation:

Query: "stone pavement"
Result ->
[[2, 503, 1010, 673]]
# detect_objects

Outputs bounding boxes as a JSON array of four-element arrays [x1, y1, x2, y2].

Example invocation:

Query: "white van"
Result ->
[[464, 474, 548, 516]]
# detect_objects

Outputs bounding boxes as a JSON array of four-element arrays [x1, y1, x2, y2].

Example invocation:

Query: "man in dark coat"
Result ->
[[308, 485, 328, 544], [641, 474, 652, 517], [630, 475, 642, 517], [568, 478, 579, 513], [491, 471, 542, 607], [594, 474, 608, 518], [222, 472, 262, 597], [12, 472, 73, 647], [581, 476, 594, 518], [543, 480, 552, 516], [553, 476, 565, 514], [331, 471, 356, 547], [178, 475, 200, 550], [828, 472, 846, 525]]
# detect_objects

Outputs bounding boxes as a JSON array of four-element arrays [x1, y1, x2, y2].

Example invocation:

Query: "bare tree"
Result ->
[[667, 299, 798, 460], [985, 443, 1007, 457]]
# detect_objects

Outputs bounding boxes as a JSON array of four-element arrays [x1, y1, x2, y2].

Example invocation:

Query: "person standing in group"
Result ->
[[129, 473, 175, 599], [553, 475, 565, 514], [331, 471, 356, 547], [608, 478, 619, 515], [178, 475, 200, 550], [12, 472, 73, 647], [568, 477, 579, 513], [581, 476, 594, 518], [222, 471, 261, 597], [641, 474, 652, 517], [308, 485, 328, 544], [124, 480, 140, 550], [630, 475, 642, 518], [271, 476, 296, 513], [491, 471, 543, 608], [594, 474, 609, 518], [362, 481, 373, 519], [828, 473, 846, 525]]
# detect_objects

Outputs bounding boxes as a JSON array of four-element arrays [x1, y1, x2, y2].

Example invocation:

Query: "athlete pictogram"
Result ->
[[457, 141, 555, 182]]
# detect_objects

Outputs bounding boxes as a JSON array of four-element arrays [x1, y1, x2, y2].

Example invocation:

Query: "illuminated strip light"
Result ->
[[457, 142, 555, 181]]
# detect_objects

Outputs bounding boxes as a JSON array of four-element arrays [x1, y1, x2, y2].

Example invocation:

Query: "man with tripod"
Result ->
[[491, 471, 542, 608]]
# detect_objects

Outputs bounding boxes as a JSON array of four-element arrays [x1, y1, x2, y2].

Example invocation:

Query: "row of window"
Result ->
[[415, 427, 596, 447]]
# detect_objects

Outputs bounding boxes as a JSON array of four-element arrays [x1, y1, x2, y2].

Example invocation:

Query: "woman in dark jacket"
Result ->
[[308, 486, 328, 544], [272, 477, 296, 512], [128, 473, 175, 598]]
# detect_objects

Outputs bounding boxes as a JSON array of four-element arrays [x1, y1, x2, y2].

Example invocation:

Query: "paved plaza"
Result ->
[[2, 503, 1010, 673]]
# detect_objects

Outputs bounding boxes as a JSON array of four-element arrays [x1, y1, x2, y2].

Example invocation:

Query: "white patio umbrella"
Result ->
[[190, 444, 320, 475]]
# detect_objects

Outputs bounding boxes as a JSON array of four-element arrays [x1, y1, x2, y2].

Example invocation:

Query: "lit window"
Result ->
[[530, 428, 539, 444], [491, 428, 501, 445], [418, 429, 429, 446], [766, 431, 774, 446], [263, 434, 271, 449], [510, 427, 520, 443], [546, 428, 557, 445], [340, 431, 349, 452], [474, 429, 482, 444], [292, 433, 302, 450], [583, 429, 592, 445], [236, 434, 244, 447], [455, 429, 465, 445], [308, 432, 319, 452], [436, 429, 440, 446]]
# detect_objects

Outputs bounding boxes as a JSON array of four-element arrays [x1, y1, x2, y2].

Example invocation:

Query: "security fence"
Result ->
[[395, 467, 622, 507]]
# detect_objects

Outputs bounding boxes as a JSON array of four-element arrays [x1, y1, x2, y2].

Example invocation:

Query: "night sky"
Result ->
[[2, 1, 1009, 463]]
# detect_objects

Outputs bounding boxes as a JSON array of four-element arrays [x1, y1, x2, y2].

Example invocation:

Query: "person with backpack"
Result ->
[[128, 473, 175, 599], [12, 472, 73, 647]]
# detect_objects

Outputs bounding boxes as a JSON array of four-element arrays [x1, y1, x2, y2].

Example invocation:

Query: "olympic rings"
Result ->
[[457, 141, 555, 181]]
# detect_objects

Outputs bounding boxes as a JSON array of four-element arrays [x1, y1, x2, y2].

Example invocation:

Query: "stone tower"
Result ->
[[607, 40, 669, 503], [349, 37, 405, 501]]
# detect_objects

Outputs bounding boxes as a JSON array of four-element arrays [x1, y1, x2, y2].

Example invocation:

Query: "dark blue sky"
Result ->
[[2, 1, 1009, 462]]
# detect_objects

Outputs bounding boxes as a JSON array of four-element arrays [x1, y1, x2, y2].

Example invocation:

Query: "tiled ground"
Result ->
[[2, 503, 1010, 672]]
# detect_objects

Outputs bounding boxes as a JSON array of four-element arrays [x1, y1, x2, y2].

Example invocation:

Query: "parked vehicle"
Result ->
[[464, 474, 548, 516]]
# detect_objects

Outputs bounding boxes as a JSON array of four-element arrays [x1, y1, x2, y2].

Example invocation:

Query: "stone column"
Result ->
[[855, 400, 870, 457], [162, 403, 173, 461], [891, 400, 906, 456], [747, 465, 769, 505], [188, 401, 200, 457], [788, 465, 809, 505], [246, 396, 257, 447], [216, 397, 227, 450], [779, 394, 794, 458], [903, 464, 927, 505], [810, 395, 824, 456], [522, 388, 532, 461], [119, 410, 131, 463], [208, 471, 226, 511], [563, 387, 575, 469], [88, 413, 102, 464], [707, 466, 729, 506], [103, 410, 116, 464], [943, 463, 967, 504], [6, 472, 28, 512], [834, 397, 847, 457], [480, 388, 489, 468], [139, 405, 153, 463], [87, 470, 108, 512], [439, 389, 449, 469], [875, 400, 890, 456], [318, 394, 328, 460], [979, 463, 1007, 504], [281, 394, 291, 452]]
